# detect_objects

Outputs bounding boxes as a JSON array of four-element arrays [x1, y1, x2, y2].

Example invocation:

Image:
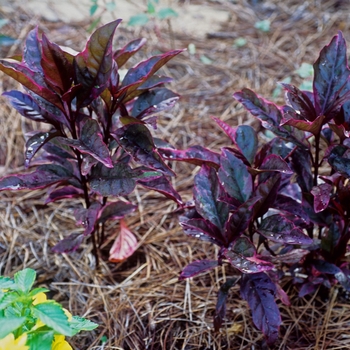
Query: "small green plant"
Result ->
[[0, 268, 98, 349], [88, 0, 116, 32]]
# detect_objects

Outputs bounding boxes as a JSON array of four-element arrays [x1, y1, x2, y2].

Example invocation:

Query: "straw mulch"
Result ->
[[1, 1, 350, 349]]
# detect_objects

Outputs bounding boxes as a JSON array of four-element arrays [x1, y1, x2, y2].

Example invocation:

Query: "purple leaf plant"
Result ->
[[0, 21, 184, 265], [170, 31, 350, 345]]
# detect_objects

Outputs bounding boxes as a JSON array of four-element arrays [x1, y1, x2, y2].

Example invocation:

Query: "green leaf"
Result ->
[[254, 19, 270, 32], [295, 62, 313, 79], [188, 43, 196, 55], [157, 7, 178, 19], [200, 55, 213, 65], [0, 277, 16, 290], [28, 288, 50, 298], [105, 1, 116, 12], [128, 14, 150, 26], [272, 76, 291, 98], [0, 293, 19, 310], [233, 37, 247, 48], [69, 316, 98, 335], [0, 34, 16, 47], [0, 316, 26, 339], [14, 268, 36, 293], [90, 3, 98, 16], [32, 302, 72, 336], [0, 18, 9, 29], [299, 80, 313, 91], [147, 1, 156, 14], [26, 330, 54, 350]]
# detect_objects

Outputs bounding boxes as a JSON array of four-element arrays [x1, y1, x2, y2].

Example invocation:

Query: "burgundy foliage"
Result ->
[[0, 21, 183, 261], [174, 31, 350, 345]]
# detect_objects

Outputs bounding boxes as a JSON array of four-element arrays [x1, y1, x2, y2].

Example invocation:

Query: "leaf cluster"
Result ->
[[0, 268, 98, 349]]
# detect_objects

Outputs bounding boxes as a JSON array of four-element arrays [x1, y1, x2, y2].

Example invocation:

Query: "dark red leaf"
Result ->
[[281, 112, 325, 135], [194, 165, 229, 231], [137, 75, 173, 90], [98, 201, 137, 223], [311, 183, 332, 213], [240, 272, 281, 346], [273, 194, 309, 224], [291, 148, 313, 192], [212, 117, 236, 144], [52, 233, 84, 253], [179, 260, 219, 280], [218, 148, 253, 203], [45, 187, 83, 204], [328, 145, 350, 177], [113, 38, 147, 68], [74, 202, 101, 236]]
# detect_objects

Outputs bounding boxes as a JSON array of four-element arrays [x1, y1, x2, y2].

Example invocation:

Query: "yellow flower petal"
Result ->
[[52, 335, 73, 350], [0, 333, 29, 350], [32, 292, 47, 305]]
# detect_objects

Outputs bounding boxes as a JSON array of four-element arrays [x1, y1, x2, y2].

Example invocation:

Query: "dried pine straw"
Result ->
[[1, 0, 350, 349]]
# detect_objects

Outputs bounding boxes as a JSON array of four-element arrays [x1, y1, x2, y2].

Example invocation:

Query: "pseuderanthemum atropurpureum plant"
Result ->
[[159, 31, 350, 345], [0, 20, 184, 265]]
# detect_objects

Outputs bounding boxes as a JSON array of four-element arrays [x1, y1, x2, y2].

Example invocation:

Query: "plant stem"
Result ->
[[313, 133, 321, 187]]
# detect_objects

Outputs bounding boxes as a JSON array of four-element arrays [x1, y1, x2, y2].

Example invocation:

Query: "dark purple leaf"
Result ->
[[45, 187, 83, 204], [90, 162, 136, 196], [212, 117, 236, 143], [98, 201, 137, 224], [23, 27, 42, 73], [281, 112, 325, 135], [291, 147, 313, 192], [25, 130, 59, 167], [41, 34, 74, 94], [179, 260, 219, 280], [138, 75, 173, 90], [233, 88, 305, 148], [257, 214, 312, 244], [335, 268, 350, 291], [74, 20, 122, 107], [131, 88, 179, 118], [137, 175, 183, 205], [0, 164, 74, 191], [299, 282, 318, 298], [3, 90, 64, 125], [312, 260, 341, 274], [0, 59, 63, 108], [181, 218, 225, 246], [43, 138, 75, 159], [224, 196, 261, 244], [214, 278, 237, 331], [235, 125, 258, 165], [281, 83, 317, 121], [81, 154, 99, 176], [264, 249, 309, 264], [59, 119, 112, 168], [240, 272, 281, 346], [113, 38, 147, 68], [52, 233, 84, 253], [273, 194, 309, 224], [114, 123, 174, 176], [258, 154, 293, 183], [321, 222, 341, 254], [311, 183, 332, 213], [218, 148, 252, 204], [328, 145, 350, 177], [313, 31, 350, 116], [159, 145, 220, 169], [194, 165, 229, 231], [253, 174, 281, 219], [74, 202, 101, 236]]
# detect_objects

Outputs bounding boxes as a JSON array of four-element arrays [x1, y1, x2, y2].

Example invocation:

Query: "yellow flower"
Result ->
[[0, 333, 29, 350], [32, 292, 47, 305], [52, 335, 72, 350]]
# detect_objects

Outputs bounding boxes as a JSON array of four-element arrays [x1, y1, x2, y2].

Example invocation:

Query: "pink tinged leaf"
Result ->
[[41, 34, 74, 94], [218, 148, 253, 203], [131, 88, 179, 119], [311, 183, 332, 213], [74, 202, 101, 236], [23, 27, 42, 73], [240, 272, 281, 346], [281, 111, 325, 135], [81, 154, 99, 176], [90, 162, 136, 197], [299, 282, 318, 298], [313, 31, 350, 116], [179, 260, 219, 280], [0, 59, 63, 109], [70, 119, 112, 167], [212, 117, 236, 144], [259, 154, 293, 174], [0, 164, 73, 191], [74, 19, 122, 107], [275, 283, 291, 306], [264, 249, 309, 264], [114, 123, 174, 176], [45, 186, 83, 204], [137, 75, 173, 90], [25, 130, 59, 167], [159, 145, 220, 169], [137, 175, 183, 205], [98, 201, 137, 224], [52, 233, 84, 253], [114, 38, 147, 67], [109, 219, 138, 263]]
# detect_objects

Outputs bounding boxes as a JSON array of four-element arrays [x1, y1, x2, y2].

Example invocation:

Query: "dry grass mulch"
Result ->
[[1, 1, 350, 349]]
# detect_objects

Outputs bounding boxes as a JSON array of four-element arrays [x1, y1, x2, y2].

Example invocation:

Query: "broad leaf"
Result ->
[[0, 317, 26, 339], [14, 268, 36, 293], [26, 330, 54, 350], [69, 316, 98, 334], [114, 38, 147, 68], [311, 183, 332, 213], [98, 201, 137, 223], [75, 202, 102, 236], [218, 148, 253, 203], [257, 215, 312, 244], [137, 75, 172, 90], [32, 301, 72, 336], [23, 27, 42, 73], [312, 260, 341, 274], [90, 162, 136, 197], [328, 145, 350, 177], [235, 125, 258, 164], [179, 260, 219, 280], [109, 219, 138, 262], [74, 20, 122, 107], [291, 147, 313, 192], [240, 272, 281, 346], [281, 110, 325, 135], [114, 123, 174, 176], [273, 194, 309, 223], [194, 165, 229, 231], [52, 233, 84, 253], [313, 31, 350, 117]]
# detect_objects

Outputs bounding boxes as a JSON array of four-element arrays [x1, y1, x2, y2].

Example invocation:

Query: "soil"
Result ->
[[1, 0, 350, 349]]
